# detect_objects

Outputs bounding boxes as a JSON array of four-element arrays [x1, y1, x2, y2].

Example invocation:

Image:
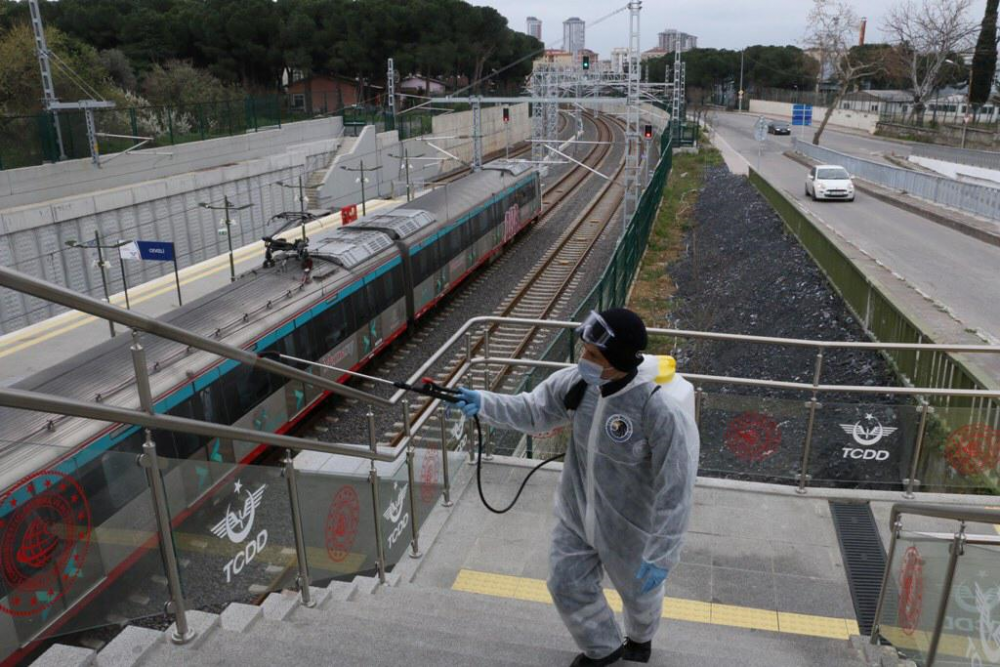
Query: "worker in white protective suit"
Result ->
[[455, 308, 700, 667]]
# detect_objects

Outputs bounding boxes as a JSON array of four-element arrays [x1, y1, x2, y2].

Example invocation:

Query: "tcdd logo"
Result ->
[[0, 470, 92, 617]]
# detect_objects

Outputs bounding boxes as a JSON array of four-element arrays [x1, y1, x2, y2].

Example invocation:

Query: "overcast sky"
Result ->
[[470, 0, 989, 56]]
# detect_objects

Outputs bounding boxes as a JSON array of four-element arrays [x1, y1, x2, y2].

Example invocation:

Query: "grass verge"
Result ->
[[627, 147, 723, 344]]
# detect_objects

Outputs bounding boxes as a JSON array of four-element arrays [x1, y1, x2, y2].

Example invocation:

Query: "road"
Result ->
[[709, 112, 1000, 379], [738, 109, 911, 164]]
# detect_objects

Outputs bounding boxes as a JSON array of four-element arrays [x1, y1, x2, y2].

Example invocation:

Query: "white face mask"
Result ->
[[578, 358, 611, 386]]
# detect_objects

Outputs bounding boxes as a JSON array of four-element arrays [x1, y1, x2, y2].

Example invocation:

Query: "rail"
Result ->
[[869, 503, 1000, 666]]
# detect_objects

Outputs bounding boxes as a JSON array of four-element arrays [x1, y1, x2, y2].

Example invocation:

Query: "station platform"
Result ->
[[35, 457, 1000, 667], [0, 194, 407, 386]]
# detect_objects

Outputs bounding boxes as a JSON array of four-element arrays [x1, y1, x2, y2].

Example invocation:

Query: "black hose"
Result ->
[[472, 416, 564, 514]]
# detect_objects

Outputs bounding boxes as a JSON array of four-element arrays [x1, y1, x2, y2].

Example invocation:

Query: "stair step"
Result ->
[[140, 616, 535, 667], [258, 611, 568, 666]]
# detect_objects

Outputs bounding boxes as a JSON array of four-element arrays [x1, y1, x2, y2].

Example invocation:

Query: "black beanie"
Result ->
[[593, 308, 647, 372]]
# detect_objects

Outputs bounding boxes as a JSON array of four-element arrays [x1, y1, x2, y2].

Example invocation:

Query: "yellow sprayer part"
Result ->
[[656, 356, 676, 384]]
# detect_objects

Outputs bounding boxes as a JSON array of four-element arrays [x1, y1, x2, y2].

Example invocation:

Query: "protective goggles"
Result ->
[[577, 311, 615, 349]]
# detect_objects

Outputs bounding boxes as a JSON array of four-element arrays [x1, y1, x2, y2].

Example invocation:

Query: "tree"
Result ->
[[0, 22, 120, 115], [882, 0, 978, 122], [141, 60, 239, 107], [99, 48, 137, 92], [969, 0, 999, 108], [803, 0, 880, 145]]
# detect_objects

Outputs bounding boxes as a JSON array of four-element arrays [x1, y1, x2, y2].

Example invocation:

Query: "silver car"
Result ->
[[805, 165, 855, 201]]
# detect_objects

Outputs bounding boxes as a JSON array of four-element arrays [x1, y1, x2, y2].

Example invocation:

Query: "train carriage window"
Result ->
[[413, 244, 440, 285], [349, 280, 373, 325], [317, 299, 350, 350]]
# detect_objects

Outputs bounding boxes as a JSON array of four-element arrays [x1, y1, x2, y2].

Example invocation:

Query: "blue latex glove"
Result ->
[[455, 387, 481, 417], [635, 561, 668, 594]]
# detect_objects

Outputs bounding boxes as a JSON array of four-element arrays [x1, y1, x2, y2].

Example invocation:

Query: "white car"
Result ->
[[805, 165, 855, 201]]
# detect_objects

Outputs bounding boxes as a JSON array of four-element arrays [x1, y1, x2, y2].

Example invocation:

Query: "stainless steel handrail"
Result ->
[[870, 504, 1000, 667], [3, 275, 1000, 646]]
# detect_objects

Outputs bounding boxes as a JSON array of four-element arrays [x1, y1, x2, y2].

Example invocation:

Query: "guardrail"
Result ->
[[792, 138, 1000, 222], [910, 142, 1000, 172], [870, 503, 1000, 666]]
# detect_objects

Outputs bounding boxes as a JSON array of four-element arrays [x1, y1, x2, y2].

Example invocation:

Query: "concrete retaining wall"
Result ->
[[431, 103, 531, 173], [0, 117, 345, 211], [0, 135, 343, 334], [749, 100, 879, 134]]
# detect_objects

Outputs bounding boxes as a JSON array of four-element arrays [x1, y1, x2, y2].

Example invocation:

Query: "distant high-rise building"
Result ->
[[526, 17, 542, 41], [563, 17, 585, 56], [610, 47, 628, 74], [658, 29, 698, 53]]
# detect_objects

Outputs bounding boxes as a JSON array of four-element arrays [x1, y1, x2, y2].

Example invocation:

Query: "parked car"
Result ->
[[767, 121, 791, 135], [805, 165, 855, 201]]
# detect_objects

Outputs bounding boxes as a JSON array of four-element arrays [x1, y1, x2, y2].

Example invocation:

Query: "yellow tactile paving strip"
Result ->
[[452, 569, 861, 641]]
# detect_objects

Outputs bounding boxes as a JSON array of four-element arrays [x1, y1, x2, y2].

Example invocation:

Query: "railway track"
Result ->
[[372, 112, 626, 452]]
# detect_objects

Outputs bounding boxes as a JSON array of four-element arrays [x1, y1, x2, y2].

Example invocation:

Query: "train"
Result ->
[[0, 159, 541, 663]]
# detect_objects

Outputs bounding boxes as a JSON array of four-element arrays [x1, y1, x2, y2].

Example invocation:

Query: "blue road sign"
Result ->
[[134, 240, 175, 262], [792, 104, 813, 126]]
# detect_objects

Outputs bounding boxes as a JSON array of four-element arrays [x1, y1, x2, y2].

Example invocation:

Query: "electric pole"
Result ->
[[199, 197, 253, 282], [340, 160, 382, 215]]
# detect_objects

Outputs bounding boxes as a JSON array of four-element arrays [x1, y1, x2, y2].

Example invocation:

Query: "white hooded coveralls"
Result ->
[[478, 366, 700, 658]]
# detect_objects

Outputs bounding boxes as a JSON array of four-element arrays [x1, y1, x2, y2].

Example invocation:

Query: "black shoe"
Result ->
[[569, 645, 624, 667], [621, 637, 651, 663]]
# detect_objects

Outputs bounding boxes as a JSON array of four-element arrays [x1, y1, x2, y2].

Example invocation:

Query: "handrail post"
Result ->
[[926, 522, 967, 666], [283, 449, 314, 607], [438, 406, 453, 507], [130, 330, 195, 644], [482, 329, 494, 461], [367, 408, 388, 584], [694, 386, 703, 426], [402, 399, 422, 558], [796, 350, 824, 495], [465, 332, 476, 465], [869, 516, 903, 644], [904, 402, 931, 499]]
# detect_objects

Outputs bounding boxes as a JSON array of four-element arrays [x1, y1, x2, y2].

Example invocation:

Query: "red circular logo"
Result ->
[[944, 423, 1000, 477], [325, 486, 360, 563], [419, 450, 440, 505], [724, 412, 781, 463], [898, 546, 924, 635], [0, 470, 92, 617]]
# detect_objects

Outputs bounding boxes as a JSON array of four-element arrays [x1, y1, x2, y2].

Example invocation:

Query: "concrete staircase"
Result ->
[[304, 137, 355, 209], [33, 573, 869, 667]]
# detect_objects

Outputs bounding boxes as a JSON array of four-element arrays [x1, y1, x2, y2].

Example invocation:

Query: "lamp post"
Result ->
[[64, 232, 130, 338], [276, 177, 309, 240], [199, 196, 253, 282], [340, 160, 381, 215]]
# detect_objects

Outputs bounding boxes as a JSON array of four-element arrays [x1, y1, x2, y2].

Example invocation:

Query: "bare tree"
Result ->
[[803, 0, 880, 145], [882, 0, 978, 123]]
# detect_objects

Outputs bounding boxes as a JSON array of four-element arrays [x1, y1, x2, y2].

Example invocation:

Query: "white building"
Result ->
[[611, 47, 628, 74], [526, 17, 542, 41], [658, 29, 697, 53], [563, 17, 585, 56]]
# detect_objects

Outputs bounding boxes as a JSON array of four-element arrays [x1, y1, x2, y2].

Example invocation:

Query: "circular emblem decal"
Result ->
[[0, 470, 92, 617], [898, 546, 924, 636], [605, 414, 633, 443], [419, 450, 440, 504], [724, 412, 781, 463], [325, 486, 360, 563], [944, 423, 1000, 477]]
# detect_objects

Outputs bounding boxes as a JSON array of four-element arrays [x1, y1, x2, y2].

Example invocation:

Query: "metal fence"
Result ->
[[792, 138, 1000, 222], [0, 96, 437, 171], [910, 142, 1000, 172]]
